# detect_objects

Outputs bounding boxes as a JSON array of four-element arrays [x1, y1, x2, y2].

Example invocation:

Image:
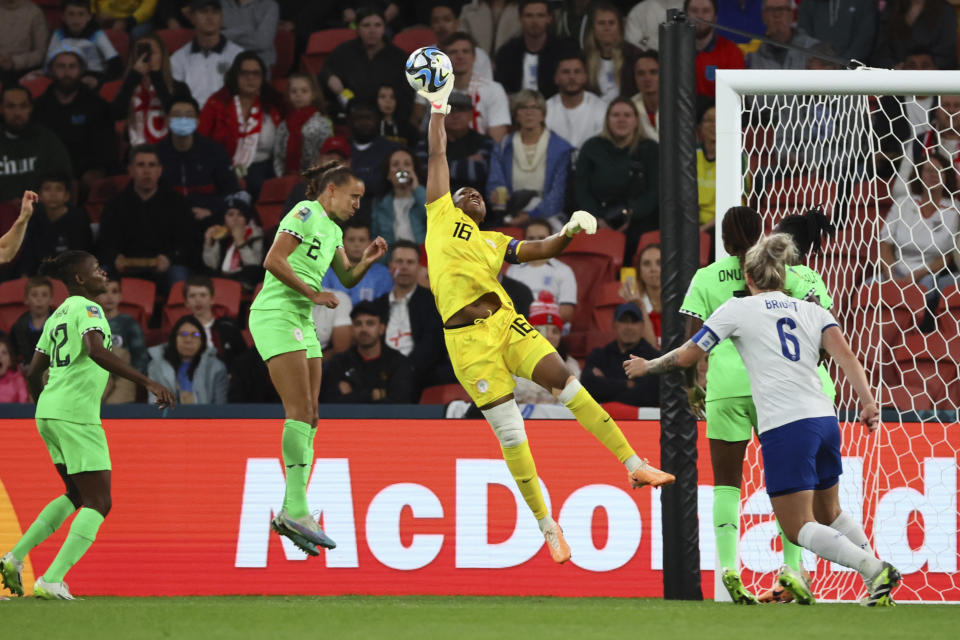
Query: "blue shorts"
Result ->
[[759, 416, 843, 497]]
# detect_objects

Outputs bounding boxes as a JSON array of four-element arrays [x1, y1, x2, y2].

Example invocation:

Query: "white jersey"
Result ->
[[693, 291, 839, 433]]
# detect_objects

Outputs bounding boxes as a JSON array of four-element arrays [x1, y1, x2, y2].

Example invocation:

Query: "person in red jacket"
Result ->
[[197, 50, 284, 199], [686, 0, 745, 97]]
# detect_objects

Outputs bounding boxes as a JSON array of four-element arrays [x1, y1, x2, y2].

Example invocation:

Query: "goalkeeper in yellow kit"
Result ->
[[420, 69, 675, 563]]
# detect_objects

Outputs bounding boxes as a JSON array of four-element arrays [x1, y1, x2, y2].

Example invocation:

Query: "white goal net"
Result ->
[[715, 69, 960, 603]]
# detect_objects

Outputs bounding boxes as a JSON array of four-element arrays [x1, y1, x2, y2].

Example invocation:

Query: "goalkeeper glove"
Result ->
[[561, 210, 597, 238], [418, 71, 455, 115]]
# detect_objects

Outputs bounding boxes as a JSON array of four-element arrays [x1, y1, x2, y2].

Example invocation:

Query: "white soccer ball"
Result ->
[[405, 46, 452, 95]]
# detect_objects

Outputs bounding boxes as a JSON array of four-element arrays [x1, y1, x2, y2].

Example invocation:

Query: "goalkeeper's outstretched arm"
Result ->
[[516, 210, 597, 262], [426, 112, 450, 205]]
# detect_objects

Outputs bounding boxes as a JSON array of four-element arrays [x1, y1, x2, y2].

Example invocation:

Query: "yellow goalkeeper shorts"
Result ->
[[444, 307, 557, 407]]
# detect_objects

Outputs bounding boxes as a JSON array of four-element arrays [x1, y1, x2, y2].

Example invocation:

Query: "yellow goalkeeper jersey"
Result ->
[[425, 192, 523, 324]]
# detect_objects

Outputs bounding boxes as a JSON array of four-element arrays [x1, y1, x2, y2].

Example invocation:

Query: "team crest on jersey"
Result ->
[[295, 207, 312, 222], [86, 305, 102, 318], [477, 379, 489, 393]]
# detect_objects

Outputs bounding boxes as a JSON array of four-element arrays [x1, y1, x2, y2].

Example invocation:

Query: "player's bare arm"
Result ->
[[624, 340, 706, 378], [82, 330, 176, 410], [263, 232, 338, 308], [25, 349, 50, 400], [330, 238, 388, 288], [0, 190, 37, 264], [821, 325, 879, 431]]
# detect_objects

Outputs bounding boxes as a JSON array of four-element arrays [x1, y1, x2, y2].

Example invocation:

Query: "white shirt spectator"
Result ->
[[170, 37, 244, 109], [625, 0, 684, 51], [312, 290, 352, 351], [473, 46, 494, 80], [545, 91, 606, 152], [597, 58, 618, 102], [505, 259, 578, 306], [467, 74, 511, 136], [385, 289, 415, 356], [881, 195, 960, 279]]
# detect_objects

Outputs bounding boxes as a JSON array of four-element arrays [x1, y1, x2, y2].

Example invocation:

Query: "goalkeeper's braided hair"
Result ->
[[744, 233, 799, 292], [775, 207, 836, 260], [303, 161, 358, 200], [720, 206, 763, 264], [37, 250, 93, 287]]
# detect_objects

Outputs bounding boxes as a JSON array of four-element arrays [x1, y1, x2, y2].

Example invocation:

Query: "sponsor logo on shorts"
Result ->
[[293, 328, 304, 341], [476, 380, 489, 393], [295, 207, 312, 222]]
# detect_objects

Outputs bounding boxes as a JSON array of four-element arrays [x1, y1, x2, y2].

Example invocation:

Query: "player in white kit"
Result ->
[[624, 234, 901, 607]]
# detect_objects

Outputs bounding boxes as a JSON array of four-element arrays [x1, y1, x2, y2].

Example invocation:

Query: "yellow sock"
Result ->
[[563, 384, 636, 463], [501, 440, 548, 520]]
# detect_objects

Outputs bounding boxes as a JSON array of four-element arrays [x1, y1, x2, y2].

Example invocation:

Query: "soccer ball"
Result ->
[[405, 46, 452, 95]]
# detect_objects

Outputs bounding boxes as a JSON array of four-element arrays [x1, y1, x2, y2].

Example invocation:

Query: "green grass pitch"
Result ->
[[1, 596, 956, 639]]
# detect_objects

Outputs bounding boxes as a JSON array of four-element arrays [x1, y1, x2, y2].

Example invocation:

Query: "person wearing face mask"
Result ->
[[156, 94, 241, 224]]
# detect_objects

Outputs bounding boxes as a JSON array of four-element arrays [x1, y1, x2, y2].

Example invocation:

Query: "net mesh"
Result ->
[[732, 91, 960, 602]]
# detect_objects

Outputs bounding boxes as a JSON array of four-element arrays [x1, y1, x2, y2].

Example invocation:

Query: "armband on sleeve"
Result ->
[[504, 238, 522, 264]]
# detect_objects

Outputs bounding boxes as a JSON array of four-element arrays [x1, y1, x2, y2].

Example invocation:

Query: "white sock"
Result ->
[[537, 515, 556, 533], [797, 521, 884, 581], [624, 455, 642, 473], [828, 512, 873, 552]]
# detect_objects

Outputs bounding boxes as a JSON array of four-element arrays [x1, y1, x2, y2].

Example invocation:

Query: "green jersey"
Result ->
[[680, 256, 813, 400], [35, 296, 112, 425], [787, 263, 837, 399], [250, 200, 343, 317]]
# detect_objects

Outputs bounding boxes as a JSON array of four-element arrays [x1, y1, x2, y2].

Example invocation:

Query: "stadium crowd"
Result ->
[[0, 0, 958, 408]]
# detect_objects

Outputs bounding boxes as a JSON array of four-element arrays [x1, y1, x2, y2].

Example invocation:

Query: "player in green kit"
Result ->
[[0, 251, 175, 600], [680, 207, 836, 604], [249, 161, 386, 556]]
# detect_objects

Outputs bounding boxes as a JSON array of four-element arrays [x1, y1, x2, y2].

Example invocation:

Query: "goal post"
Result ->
[[712, 69, 960, 603]]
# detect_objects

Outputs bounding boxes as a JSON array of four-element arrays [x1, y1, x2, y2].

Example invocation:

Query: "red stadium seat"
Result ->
[[105, 28, 130, 62], [85, 175, 130, 224], [585, 329, 617, 355], [19, 75, 51, 99], [301, 29, 355, 75], [591, 280, 625, 330], [99, 78, 123, 103], [0, 277, 68, 333], [272, 28, 295, 78], [556, 228, 624, 331], [162, 278, 242, 332], [119, 278, 156, 331], [392, 27, 436, 53], [155, 29, 194, 56], [419, 383, 471, 405], [633, 230, 710, 267], [256, 175, 301, 229]]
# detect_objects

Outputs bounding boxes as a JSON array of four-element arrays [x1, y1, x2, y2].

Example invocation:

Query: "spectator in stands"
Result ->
[[575, 97, 659, 261], [512, 292, 580, 405], [0, 0, 49, 86], [505, 220, 578, 324], [313, 289, 352, 358], [95, 0, 157, 37], [147, 314, 228, 404], [199, 51, 284, 199], [35, 50, 117, 197], [181, 274, 247, 371], [8, 276, 53, 365], [371, 148, 427, 247], [746, 0, 820, 70], [580, 302, 660, 407], [892, 94, 960, 200], [545, 52, 606, 156], [494, 0, 570, 99], [625, 0, 683, 51], [171, 0, 245, 109], [220, 0, 279, 75], [18, 175, 94, 277], [98, 144, 196, 289], [323, 5, 411, 120], [583, 2, 641, 103], [430, 2, 494, 79], [0, 87, 74, 204], [157, 94, 241, 222], [443, 31, 511, 143], [0, 336, 28, 402], [685, 0, 745, 97], [97, 275, 148, 372], [415, 90, 496, 196], [273, 73, 333, 177], [695, 100, 717, 236], [873, 0, 957, 71], [321, 301, 413, 403], [47, 0, 122, 87], [460, 0, 521, 56], [344, 100, 399, 219], [621, 243, 663, 345], [798, 0, 875, 65], [372, 240, 449, 392], [202, 193, 264, 291], [630, 51, 660, 141], [881, 152, 960, 303], [875, 48, 937, 180], [488, 90, 574, 228], [322, 221, 393, 305], [716, 0, 763, 44], [551, 0, 590, 43], [112, 33, 190, 145], [376, 85, 419, 149]]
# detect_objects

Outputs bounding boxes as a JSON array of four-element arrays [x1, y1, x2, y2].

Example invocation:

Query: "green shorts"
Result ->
[[705, 396, 757, 442], [37, 418, 112, 473], [249, 307, 322, 361]]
